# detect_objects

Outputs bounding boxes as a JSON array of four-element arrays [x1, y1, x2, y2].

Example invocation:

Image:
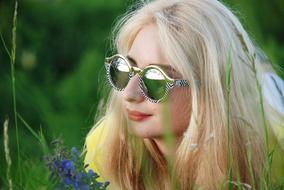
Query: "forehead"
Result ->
[[127, 24, 169, 68]]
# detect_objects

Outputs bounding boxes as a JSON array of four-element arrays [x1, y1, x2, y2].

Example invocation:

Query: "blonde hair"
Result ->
[[88, 0, 279, 189]]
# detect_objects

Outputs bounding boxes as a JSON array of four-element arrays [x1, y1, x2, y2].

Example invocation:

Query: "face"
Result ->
[[121, 23, 192, 140]]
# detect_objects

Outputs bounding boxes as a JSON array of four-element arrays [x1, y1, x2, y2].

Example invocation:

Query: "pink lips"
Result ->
[[127, 109, 152, 122]]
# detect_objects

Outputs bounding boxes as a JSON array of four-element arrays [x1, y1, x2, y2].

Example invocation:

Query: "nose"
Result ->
[[122, 75, 145, 103]]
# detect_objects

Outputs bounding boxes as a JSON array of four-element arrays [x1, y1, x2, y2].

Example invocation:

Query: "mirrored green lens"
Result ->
[[110, 57, 130, 89], [142, 68, 167, 100]]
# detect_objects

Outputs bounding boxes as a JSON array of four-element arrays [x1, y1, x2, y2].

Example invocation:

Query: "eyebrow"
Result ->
[[126, 55, 177, 73], [126, 55, 137, 66]]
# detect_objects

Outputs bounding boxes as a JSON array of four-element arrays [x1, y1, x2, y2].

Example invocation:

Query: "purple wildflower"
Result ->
[[45, 142, 110, 189]]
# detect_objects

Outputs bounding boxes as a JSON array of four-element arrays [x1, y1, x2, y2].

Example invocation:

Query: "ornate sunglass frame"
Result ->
[[105, 54, 189, 103]]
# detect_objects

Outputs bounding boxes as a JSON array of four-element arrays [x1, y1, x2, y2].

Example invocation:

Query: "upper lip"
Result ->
[[126, 109, 152, 116]]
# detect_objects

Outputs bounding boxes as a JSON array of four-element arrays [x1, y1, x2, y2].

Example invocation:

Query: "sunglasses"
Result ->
[[105, 54, 189, 103]]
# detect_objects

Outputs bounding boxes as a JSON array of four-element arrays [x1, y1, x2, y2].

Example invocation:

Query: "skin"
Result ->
[[121, 23, 192, 156]]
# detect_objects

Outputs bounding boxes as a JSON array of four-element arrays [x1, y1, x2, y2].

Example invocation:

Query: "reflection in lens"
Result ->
[[110, 57, 130, 89], [143, 68, 167, 100]]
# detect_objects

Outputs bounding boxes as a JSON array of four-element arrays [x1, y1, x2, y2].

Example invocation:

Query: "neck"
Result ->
[[153, 136, 182, 158]]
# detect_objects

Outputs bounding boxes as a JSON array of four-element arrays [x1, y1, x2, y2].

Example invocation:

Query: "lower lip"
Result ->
[[128, 113, 152, 122]]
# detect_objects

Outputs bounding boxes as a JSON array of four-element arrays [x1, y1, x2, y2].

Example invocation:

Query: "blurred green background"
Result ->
[[0, 0, 283, 188]]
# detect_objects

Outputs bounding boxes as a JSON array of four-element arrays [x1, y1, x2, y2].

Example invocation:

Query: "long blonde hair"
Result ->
[[89, 0, 279, 189]]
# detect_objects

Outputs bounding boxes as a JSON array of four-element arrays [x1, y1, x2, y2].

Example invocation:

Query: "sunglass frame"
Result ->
[[105, 54, 189, 103]]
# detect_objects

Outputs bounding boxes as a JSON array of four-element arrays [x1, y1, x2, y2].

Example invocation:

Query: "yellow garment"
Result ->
[[271, 123, 284, 148], [84, 120, 108, 182], [84, 119, 284, 185], [269, 124, 284, 182]]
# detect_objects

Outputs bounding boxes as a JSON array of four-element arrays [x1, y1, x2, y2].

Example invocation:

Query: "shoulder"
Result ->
[[85, 119, 108, 150], [262, 72, 284, 142], [84, 118, 108, 181], [262, 72, 284, 115]]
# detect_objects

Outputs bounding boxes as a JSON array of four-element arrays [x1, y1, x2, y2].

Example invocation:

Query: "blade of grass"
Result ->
[[9, 0, 22, 186], [39, 126, 49, 155], [236, 27, 272, 189], [247, 145, 257, 189], [4, 119, 13, 190], [235, 24, 269, 150], [0, 32, 11, 59], [226, 48, 233, 190], [17, 113, 49, 154], [162, 102, 180, 189]]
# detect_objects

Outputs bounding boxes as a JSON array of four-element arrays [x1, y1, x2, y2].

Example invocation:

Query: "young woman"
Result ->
[[84, 0, 284, 189]]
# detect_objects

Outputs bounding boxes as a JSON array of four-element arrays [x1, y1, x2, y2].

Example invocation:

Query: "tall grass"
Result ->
[[1, 0, 21, 187], [225, 48, 234, 190], [3, 119, 13, 190], [236, 30, 273, 189], [1, 0, 283, 189], [10, 1, 19, 177], [17, 113, 49, 155]]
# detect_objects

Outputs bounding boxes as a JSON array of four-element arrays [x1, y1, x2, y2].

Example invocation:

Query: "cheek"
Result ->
[[169, 89, 192, 135]]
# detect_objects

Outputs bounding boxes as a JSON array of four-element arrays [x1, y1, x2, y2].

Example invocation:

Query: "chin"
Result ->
[[127, 122, 162, 139]]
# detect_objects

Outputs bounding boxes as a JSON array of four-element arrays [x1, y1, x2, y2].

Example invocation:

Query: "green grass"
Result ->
[[1, 0, 284, 189], [1, 1, 22, 188]]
